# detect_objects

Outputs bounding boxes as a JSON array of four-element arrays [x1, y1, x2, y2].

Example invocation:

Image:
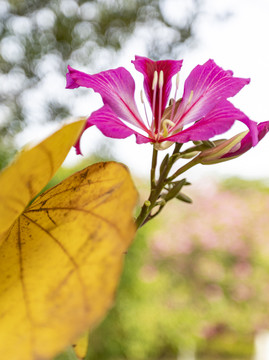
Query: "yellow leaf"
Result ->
[[0, 118, 86, 241], [0, 162, 137, 360]]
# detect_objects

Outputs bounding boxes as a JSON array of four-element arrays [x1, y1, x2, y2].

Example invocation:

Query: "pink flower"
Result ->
[[66, 56, 258, 154]]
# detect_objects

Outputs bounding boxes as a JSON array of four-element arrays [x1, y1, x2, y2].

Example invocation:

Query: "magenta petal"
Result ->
[[80, 104, 151, 144], [167, 100, 257, 143], [73, 122, 89, 155], [174, 59, 250, 127], [256, 121, 269, 141], [74, 138, 83, 155], [66, 65, 147, 132], [134, 133, 152, 144], [132, 55, 183, 120], [87, 104, 143, 138]]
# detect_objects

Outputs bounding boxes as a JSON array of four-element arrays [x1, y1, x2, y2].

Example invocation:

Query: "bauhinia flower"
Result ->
[[198, 121, 269, 164], [66, 56, 258, 154]]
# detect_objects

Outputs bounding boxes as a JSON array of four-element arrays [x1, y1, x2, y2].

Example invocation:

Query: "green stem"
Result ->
[[135, 179, 164, 229], [166, 157, 199, 183], [150, 147, 158, 188], [135, 147, 158, 229], [135, 144, 198, 229], [136, 144, 178, 228]]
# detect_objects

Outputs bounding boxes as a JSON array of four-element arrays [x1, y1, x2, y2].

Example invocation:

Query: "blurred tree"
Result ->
[[0, 0, 202, 166]]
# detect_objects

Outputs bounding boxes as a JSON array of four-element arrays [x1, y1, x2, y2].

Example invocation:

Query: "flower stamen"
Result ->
[[171, 72, 180, 121], [159, 70, 164, 88], [158, 70, 164, 134], [152, 70, 158, 90], [187, 90, 194, 105], [151, 70, 158, 132], [140, 90, 150, 128]]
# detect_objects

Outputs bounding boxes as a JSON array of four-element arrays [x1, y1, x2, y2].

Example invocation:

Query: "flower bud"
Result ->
[[198, 131, 248, 165]]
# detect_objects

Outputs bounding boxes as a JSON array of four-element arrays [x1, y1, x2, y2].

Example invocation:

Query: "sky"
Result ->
[[18, 0, 269, 182]]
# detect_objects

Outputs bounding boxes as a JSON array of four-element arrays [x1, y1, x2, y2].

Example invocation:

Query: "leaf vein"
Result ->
[[26, 207, 124, 240], [31, 178, 122, 208], [17, 217, 35, 356], [22, 214, 89, 313]]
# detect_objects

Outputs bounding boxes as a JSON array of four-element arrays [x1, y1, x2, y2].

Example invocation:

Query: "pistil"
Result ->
[[151, 71, 158, 133], [161, 119, 175, 138], [140, 90, 150, 128]]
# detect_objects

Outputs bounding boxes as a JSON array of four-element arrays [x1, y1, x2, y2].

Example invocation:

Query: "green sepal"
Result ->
[[201, 140, 216, 148], [164, 179, 187, 201], [159, 153, 169, 176], [176, 192, 192, 203]]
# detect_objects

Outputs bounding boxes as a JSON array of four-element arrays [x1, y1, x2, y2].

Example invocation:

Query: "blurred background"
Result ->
[[1, 0, 269, 359]]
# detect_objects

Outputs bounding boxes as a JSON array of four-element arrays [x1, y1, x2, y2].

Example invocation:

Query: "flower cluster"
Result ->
[[66, 56, 269, 227], [66, 55, 264, 155]]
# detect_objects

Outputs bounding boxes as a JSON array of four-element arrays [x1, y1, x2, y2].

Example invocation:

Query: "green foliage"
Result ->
[[0, 143, 16, 170], [54, 347, 78, 360], [221, 176, 269, 194]]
